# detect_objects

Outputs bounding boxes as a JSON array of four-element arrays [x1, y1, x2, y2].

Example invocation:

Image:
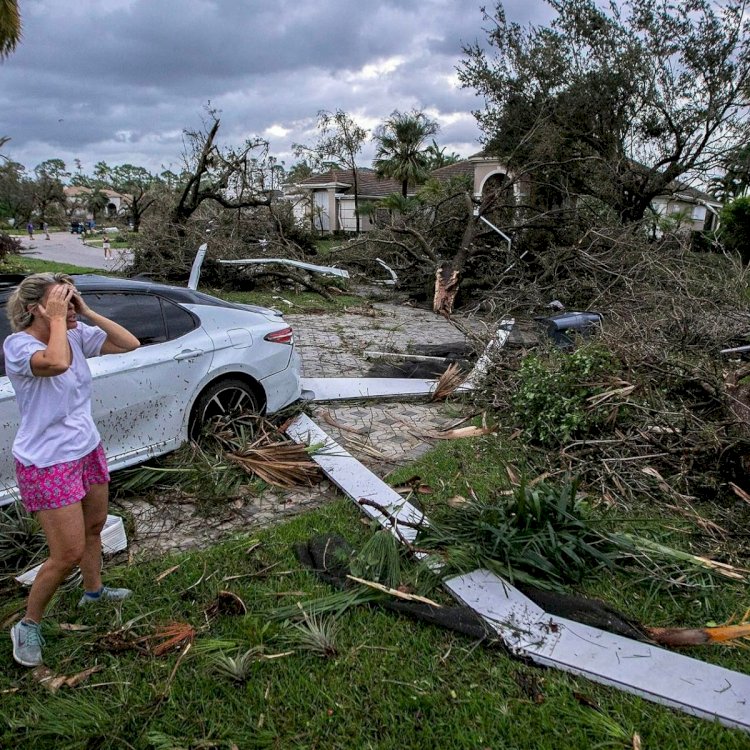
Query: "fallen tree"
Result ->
[[468, 226, 750, 562]]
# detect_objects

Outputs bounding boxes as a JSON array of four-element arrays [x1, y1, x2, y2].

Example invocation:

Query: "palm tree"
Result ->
[[373, 111, 439, 197], [0, 0, 21, 59], [424, 139, 462, 170]]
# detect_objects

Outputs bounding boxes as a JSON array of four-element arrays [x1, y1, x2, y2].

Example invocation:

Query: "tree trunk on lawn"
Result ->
[[432, 193, 478, 316]]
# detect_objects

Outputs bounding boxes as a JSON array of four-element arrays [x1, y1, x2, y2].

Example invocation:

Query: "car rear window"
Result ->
[[0, 291, 200, 374]]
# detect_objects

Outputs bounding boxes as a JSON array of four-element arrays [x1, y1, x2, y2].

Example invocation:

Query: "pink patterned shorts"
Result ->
[[15, 443, 110, 513]]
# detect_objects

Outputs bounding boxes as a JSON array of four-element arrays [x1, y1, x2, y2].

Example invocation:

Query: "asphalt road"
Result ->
[[13, 231, 133, 271]]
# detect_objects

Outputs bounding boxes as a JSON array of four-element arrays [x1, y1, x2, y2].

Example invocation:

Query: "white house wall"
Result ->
[[337, 196, 374, 232]]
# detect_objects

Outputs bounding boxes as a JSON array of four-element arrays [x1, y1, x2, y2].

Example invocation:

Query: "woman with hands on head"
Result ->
[[3, 273, 140, 667]]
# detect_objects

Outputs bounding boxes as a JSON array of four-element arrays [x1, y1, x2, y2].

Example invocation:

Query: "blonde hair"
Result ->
[[6, 273, 74, 332]]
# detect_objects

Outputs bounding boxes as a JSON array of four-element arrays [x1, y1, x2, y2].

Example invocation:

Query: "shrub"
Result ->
[[511, 344, 616, 445], [0, 232, 22, 263], [719, 196, 750, 264]]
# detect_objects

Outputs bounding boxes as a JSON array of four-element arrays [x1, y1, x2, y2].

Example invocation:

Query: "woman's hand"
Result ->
[[36, 284, 73, 323], [70, 289, 92, 318]]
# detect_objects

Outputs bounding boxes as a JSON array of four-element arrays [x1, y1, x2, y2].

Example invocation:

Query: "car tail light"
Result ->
[[264, 326, 294, 345]]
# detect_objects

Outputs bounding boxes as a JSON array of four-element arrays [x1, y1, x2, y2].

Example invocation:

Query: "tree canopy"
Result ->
[[294, 110, 368, 232], [460, 0, 750, 222]]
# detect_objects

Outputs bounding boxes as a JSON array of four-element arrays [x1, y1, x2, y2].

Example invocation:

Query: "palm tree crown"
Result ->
[[0, 0, 21, 59], [373, 111, 439, 197]]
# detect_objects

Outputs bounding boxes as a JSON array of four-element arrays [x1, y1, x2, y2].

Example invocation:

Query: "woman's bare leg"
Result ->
[[26, 504, 86, 622], [79, 483, 109, 593]]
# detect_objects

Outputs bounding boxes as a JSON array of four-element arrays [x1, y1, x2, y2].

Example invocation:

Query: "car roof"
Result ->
[[0, 273, 221, 303], [0, 274, 280, 316]]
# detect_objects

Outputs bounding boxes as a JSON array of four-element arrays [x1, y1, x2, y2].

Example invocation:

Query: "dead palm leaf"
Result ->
[[430, 362, 466, 401], [139, 621, 196, 657], [228, 434, 321, 488]]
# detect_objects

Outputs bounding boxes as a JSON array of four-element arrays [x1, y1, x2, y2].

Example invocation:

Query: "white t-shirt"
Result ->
[[4, 322, 107, 467]]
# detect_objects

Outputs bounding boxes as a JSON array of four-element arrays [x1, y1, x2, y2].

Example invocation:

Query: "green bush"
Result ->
[[511, 344, 616, 445], [0, 231, 22, 263], [719, 196, 750, 263]]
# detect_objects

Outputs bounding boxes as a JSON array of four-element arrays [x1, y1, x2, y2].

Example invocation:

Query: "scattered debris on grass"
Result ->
[[31, 665, 104, 693], [139, 621, 196, 657], [112, 417, 321, 500], [204, 590, 248, 620], [288, 415, 750, 731]]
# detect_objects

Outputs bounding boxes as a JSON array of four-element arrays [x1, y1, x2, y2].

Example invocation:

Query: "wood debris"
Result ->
[[31, 665, 104, 693]]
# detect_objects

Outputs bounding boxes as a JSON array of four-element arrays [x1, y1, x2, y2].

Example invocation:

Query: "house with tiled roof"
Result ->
[[63, 186, 130, 221], [431, 152, 721, 231], [650, 180, 722, 232], [285, 167, 408, 233], [429, 151, 523, 200], [286, 150, 720, 234]]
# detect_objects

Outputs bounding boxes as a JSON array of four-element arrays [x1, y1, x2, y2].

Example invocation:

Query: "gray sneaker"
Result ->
[[10, 620, 45, 667], [78, 586, 132, 607]]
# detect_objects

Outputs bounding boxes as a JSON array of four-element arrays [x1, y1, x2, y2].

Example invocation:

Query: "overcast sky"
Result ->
[[1, 0, 552, 177]]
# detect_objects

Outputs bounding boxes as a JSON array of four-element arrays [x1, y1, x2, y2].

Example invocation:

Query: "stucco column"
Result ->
[[328, 188, 338, 232]]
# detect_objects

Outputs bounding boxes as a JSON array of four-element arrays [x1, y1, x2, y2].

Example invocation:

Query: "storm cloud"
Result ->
[[0, 0, 552, 174]]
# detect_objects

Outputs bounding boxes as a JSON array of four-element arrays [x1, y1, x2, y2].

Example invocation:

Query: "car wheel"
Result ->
[[190, 378, 260, 440]]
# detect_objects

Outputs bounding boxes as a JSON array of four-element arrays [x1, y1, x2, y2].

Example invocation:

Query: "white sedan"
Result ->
[[0, 274, 301, 506]]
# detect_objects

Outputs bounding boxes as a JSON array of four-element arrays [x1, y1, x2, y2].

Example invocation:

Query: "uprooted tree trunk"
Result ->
[[433, 193, 485, 316]]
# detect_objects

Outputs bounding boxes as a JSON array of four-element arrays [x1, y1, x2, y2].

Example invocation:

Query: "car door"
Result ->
[[82, 291, 215, 468]]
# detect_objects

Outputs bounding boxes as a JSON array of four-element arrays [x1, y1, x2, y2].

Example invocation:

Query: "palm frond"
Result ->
[[431, 362, 467, 401]]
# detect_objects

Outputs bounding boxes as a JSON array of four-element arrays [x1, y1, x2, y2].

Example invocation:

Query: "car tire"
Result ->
[[190, 378, 260, 440]]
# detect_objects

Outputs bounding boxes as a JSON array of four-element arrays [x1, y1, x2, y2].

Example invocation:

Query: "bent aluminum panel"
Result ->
[[218, 258, 350, 278], [299, 377, 437, 401], [446, 569, 750, 733], [286, 414, 424, 543]]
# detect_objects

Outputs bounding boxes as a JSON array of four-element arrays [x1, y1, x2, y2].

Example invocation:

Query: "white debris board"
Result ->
[[286, 413, 424, 542], [300, 377, 437, 402], [445, 570, 750, 732]]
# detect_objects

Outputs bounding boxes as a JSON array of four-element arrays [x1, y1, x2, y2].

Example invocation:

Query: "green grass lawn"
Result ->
[[1, 495, 748, 750], [2, 424, 749, 750]]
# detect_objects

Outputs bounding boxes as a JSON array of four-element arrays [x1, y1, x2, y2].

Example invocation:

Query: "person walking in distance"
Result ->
[[102, 234, 111, 259], [26, 222, 34, 240], [4, 274, 140, 667], [43, 222, 50, 240]]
